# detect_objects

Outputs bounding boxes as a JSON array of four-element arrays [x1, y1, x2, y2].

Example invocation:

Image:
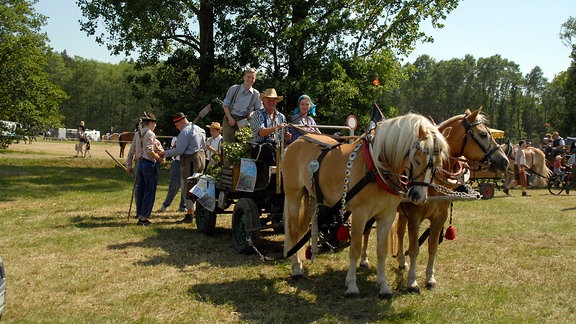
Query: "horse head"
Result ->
[[372, 113, 449, 205], [439, 107, 509, 173]]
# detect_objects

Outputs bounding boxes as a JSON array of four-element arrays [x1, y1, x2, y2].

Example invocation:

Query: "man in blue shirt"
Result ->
[[160, 112, 206, 223]]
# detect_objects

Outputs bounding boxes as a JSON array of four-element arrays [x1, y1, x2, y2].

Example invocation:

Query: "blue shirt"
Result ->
[[164, 123, 206, 158], [223, 84, 262, 117]]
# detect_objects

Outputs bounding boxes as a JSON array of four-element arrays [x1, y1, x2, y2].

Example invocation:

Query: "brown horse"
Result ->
[[283, 113, 449, 299], [371, 108, 509, 294], [118, 132, 134, 158]]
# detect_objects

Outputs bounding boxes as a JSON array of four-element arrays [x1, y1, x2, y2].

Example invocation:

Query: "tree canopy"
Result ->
[[0, 0, 65, 147]]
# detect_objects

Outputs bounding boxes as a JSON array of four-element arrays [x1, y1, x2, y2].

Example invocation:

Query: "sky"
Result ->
[[34, 0, 575, 80]]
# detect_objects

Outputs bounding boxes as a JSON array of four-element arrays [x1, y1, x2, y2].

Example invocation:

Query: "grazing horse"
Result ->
[[378, 108, 509, 294], [502, 144, 550, 188], [283, 113, 449, 299], [118, 132, 135, 158]]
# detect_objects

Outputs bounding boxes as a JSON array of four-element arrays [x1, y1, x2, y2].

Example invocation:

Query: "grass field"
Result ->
[[1, 140, 575, 323]]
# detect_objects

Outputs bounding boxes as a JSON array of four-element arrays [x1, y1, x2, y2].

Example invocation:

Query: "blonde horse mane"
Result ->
[[371, 113, 449, 174]]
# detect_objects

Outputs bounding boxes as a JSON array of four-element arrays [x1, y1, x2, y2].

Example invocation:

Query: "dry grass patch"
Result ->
[[0, 140, 575, 322]]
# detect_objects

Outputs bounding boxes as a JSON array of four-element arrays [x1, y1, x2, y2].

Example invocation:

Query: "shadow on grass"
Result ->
[[189, 265, 418, 322]]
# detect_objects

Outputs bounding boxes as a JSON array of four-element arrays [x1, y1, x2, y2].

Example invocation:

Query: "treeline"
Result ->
[[46, 50, 576, 143]]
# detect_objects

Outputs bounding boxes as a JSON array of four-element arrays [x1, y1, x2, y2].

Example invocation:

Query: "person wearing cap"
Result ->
[[205, 122, 223, 171], [158, 135, 187, 213], [222, 68, 263, 143], [159, 112, 206, 223], [125, 112, 165, 226], [250, 88, 292, 166], [289, 94, 320, 144]]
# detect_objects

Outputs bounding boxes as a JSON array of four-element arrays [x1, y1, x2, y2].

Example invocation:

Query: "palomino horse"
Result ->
[[502, 144, 550, 188], [379, 108, 509, 294], [118, 131, 135, 158], [283, 113, 449, 299]]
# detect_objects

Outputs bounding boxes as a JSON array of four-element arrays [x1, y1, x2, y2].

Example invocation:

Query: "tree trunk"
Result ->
[[198, 1, 215, 92]]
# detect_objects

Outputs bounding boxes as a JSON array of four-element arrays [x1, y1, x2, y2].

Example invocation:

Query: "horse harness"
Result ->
[[459, 115, 501, 171], [284, 132, 439, 258]]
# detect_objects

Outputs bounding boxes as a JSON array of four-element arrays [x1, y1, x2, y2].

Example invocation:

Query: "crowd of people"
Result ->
[[124, 67, 320, 226], [504, 130, 575, 197]]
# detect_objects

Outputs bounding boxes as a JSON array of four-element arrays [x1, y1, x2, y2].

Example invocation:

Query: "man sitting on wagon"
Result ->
[[249, 88, 292, 167]]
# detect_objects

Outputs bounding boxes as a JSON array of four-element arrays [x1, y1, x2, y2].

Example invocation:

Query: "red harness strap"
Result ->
[[362, 139, 400, 196]]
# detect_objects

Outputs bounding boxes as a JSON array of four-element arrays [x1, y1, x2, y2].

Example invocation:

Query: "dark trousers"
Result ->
[[135, 159, 159, 219], [162, 159, 186, 210]]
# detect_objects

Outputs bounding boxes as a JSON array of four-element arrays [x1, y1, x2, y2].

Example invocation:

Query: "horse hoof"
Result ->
[[359, 261, 370, 269], [345, 291, 360, 298], [407, 286, 421, 294], [378, 292, 393, 300], [426, 282, 437, 290], [291, 274, 304, 280]]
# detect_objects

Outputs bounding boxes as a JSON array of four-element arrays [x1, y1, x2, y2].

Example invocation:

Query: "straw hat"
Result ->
[[259, 88, 284, 102], [206, 122, 222, 130]]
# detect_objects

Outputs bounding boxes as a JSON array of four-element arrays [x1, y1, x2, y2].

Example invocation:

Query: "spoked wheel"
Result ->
[[548, 174, 565, 195], [232, 198, 261, 254], [195, 203, 218, 236]]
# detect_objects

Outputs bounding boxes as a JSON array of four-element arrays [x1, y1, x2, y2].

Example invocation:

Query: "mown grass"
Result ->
[[0, 141, 575, 323]]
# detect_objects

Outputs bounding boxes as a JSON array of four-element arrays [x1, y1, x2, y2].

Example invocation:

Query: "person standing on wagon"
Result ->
[[222, 68, 262, 143], [125, 112, 164, 226], [159, 112, 206, 224]]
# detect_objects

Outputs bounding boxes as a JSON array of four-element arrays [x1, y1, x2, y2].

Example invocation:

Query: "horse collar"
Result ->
[[362, 139, 401, 196]]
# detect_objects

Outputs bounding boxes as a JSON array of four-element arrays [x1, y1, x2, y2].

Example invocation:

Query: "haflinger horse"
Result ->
[[283, 113, 450, 299], [377, 108, 509, 294], [502, 143, 550, 188]]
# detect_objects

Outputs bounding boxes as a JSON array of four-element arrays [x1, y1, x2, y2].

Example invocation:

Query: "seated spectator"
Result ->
[[250, 88, 292, 166], [289, 94, 320, 143]]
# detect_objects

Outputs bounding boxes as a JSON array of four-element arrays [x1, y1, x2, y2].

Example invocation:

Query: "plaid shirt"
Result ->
[[250, 108, 286, 143]]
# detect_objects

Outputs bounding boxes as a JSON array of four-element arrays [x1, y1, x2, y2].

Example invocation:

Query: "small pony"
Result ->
[[283, 113, 449, 299]]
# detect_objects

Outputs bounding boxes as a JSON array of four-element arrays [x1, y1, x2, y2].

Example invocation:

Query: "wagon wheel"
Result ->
[[232, 198, 261, 254], [195, 203, 218, 236], [479, 182, 494, 199], [547, 174, 564, 195]]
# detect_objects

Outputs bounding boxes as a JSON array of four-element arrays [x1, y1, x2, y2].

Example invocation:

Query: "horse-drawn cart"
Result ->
[[193, 124, 356, 254]]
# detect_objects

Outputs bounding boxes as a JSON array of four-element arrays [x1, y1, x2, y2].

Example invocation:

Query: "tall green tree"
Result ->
[[0, 0, 65, 147]]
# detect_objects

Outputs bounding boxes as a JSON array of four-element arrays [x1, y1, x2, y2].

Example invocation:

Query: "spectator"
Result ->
[[125, 112, 164, 226], [222, 68, 262, 143], [205, 122, 223, 171], [503, 140, 530, 197], [250, 88, 292, 166], [159, 112, 206, 223], [289, 94, 320, 144], [159, 136, 187, 213]]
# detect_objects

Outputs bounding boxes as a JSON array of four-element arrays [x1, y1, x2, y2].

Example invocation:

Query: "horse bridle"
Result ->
[[407, 134, 441, 188], [458, 115, 501, 169]]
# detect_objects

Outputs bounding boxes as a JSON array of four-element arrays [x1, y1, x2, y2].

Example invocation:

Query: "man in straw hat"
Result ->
[[222, 68, 262, 143], [125, 112, 164, 226], [159, 112, 206, 223], [250, 88, 292, 166], [205, 121, 223, 171]]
